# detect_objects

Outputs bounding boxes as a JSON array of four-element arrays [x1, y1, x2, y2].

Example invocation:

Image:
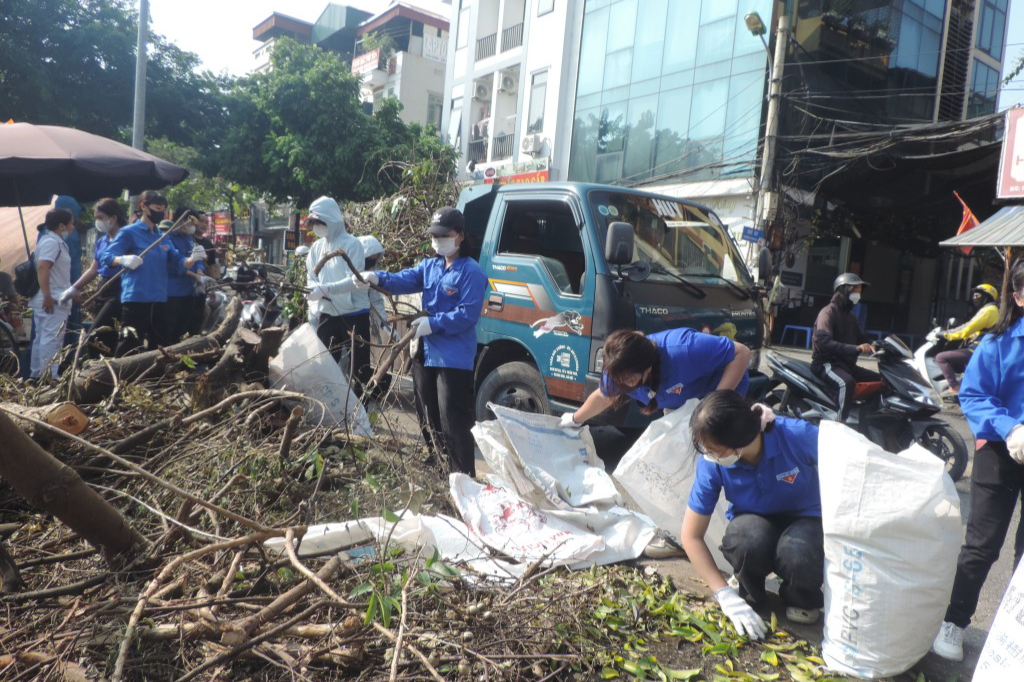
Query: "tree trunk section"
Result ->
[[0, 411, 145, 567]]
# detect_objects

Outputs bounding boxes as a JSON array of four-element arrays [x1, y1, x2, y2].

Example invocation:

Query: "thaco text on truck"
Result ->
[[457, 182, 767, 429]]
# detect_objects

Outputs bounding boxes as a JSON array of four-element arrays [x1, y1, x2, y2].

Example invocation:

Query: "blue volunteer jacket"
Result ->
[[959, 317, 1024, 442], [688, 417, 821, 520], [375, 256, 486, 370], [95, 233, 119, 280], [100, 220, 187, 303], [167, 232, 205, 297], [600, 327, 749, 408]]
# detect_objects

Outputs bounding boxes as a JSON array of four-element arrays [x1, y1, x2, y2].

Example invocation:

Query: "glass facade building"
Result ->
[[568, 0, 773, 186]]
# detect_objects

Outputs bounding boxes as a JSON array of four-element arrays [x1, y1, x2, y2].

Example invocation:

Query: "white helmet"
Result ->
[[357, 235, 385, 259], [295, 245, 310, 257]]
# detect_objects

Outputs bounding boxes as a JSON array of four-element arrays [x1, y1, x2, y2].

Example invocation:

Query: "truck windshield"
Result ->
[[589, 190, 753, 287]]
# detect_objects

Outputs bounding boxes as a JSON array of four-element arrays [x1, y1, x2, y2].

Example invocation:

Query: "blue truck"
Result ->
[[458, 181, 765, 427]]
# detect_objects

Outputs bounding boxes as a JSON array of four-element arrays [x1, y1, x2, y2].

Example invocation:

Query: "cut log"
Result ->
[[56, 297, 242, 404], [0, 402, 89, 435], [0, 411, 145, 569]]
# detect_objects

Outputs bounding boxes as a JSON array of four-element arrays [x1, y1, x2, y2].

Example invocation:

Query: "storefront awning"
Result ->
[[940, 205, 1024, 248]]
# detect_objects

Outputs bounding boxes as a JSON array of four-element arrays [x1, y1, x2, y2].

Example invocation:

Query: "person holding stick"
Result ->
[[356, 208, 485, 476], [99, 191, 204, 355]]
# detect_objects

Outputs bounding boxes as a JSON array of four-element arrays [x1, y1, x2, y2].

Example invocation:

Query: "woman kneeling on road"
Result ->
[[561, 327, 750, 428], [681, 390, 823, 638], [355, 207, 486, 477]]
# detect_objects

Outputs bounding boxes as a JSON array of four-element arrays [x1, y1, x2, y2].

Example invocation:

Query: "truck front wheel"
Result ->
[[475, 361, 551, 421]]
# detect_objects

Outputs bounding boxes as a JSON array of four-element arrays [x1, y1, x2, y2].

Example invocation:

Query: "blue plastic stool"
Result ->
[[781, 325, 813, 349]]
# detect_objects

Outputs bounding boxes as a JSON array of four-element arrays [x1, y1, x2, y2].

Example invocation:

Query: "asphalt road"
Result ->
[[379, 345, 1019, 678]]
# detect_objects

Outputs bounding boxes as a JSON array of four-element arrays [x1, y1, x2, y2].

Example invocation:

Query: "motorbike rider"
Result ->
[[302, 196, 372, 399], [932, 260, 1024, 661], [560, 327, 751, 427], [935, 283, 999, 397], [810, 273, 880, 422], [681, 390, 824, 636]]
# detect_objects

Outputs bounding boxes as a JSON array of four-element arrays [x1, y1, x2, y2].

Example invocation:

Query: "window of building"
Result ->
[[412, 21, 424, 37], [977, 0, 1008, 60], [527, 70, 548, 133], [448, 96, 463, 148], [427, 93, 443, 129], [457, 8, 470, 48], [537, 0, 554, 16], [968, 60, 1000, 118], [497, 201, 586, 295]]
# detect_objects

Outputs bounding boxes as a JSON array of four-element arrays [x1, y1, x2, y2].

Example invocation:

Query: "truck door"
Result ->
[[476, 195, 595, 413]]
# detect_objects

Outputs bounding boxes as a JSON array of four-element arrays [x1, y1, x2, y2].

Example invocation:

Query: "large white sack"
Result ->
[[973, 556, 1024, 681], [819, 421, 960, 679], [486, 404, 620, 508], [472, 418, 553, 509], [611, 401, 732, 572], [268, 323, 372, 436], [450, 474, 606, 566]]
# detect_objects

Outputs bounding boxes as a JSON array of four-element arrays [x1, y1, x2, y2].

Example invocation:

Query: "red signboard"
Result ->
[[351, 48, 381, 76], [997, 107, 1024, 200], [484, 169, 550, 185]]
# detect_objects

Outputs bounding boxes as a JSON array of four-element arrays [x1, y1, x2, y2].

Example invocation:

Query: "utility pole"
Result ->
[[131, 0, 149, 152], [753, 14, 789, 237]]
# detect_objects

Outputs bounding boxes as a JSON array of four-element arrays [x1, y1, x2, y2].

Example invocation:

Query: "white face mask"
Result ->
[[184, 223, 196, 235], [95, 218, 111, 234], [312, 224, 329, 238], [849, 292, 861, 305], [703, 452, 741, 467], [432, 237, 458, 257]]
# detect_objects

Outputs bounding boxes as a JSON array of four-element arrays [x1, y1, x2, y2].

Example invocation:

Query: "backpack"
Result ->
[[13, 254, 39, 298]]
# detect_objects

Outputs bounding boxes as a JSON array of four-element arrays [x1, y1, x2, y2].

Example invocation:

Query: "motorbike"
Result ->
[[913, 318, 966, 400], [766, 334, 968, 481]]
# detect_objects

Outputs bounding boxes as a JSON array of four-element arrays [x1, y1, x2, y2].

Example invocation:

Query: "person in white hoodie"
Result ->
[[303, 196, 371, 397]]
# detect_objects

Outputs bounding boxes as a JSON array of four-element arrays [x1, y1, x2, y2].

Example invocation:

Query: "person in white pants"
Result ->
[[29, 208, 76, 379]]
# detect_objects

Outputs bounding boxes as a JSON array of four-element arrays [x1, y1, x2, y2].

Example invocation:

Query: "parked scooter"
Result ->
[[767, 334, 968, 481], [913, 318, 966, 400]]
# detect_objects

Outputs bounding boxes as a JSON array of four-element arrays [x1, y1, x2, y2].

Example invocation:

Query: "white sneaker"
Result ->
[[785, 606, 820, 624], [931, 621, 965, 661]]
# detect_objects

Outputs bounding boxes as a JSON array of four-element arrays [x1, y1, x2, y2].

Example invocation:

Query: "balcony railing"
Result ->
[[476, 33, 497, 60], [467, 139, 487, 163], [501, 23, 524, 52], [492, 133, 515, 161]]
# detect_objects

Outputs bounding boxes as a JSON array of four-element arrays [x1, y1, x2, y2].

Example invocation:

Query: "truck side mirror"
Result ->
[[605, 221, 634, 265]]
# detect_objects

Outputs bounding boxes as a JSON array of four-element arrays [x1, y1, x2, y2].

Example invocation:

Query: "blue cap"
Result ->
[[55, 195, 82, 221]]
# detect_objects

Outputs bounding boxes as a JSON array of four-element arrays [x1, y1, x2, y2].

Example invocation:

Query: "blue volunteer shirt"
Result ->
[[600, 327, 749, 409], [688, 417, 821, 520], [167, 232, 206, 297], [95, 234, 119, 280], [375, 256, 486, 371], [959, 317, 1024, 441], [100, 220, 187, 304]]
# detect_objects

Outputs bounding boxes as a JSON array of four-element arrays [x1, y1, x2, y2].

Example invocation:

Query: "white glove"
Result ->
[[715, 586, 767, 640], [559, 412, 582, 429], [353, 271, 378, 290], [190, 245, 207, 261], [307, 284, 327, 302], [200, 276, 216, 288], [58, 286, 78, 306], [753, 403, 776, 431], [411, 316, 432, 340], [1008, 425, 1024, 465], [120, 255, 143, 270], [323, 276, 360, 295]]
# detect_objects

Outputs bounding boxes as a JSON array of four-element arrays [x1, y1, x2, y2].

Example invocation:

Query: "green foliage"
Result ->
[[0, 0, 223, 148], [209, 37, 457, 206], [360, 31, 397, 59]]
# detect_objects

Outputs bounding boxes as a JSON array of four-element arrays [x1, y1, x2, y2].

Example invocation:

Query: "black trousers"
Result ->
[[166, 295, 205, 341], [115, 301, 169, 357], [88, 292, 122, 358], [411, 351, 476, 477], [945, 440, 1024, 628], [812, 361, 881, 422], [317, 312, 372, 398], [936, 348, 972, 390], [720, 514, 825, 609]]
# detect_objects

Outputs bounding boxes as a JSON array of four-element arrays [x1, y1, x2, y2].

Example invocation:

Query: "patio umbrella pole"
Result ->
[[13, 180, 31, 259]]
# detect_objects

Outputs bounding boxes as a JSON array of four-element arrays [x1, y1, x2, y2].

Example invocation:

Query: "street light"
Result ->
[[750, 11, 789, 253], [744, 12, 767, 36]]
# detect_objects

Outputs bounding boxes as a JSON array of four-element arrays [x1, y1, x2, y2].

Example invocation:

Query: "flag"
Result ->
[[953, 191, 979, 256]]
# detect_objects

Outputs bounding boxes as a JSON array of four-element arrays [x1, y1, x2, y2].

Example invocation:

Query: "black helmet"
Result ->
[[833, 272, 869, 292]]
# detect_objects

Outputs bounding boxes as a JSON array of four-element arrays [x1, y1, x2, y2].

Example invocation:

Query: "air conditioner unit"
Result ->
[[473, 83, 491, 101], [499, 74, 518, 94], [521, 133, 542, 154]]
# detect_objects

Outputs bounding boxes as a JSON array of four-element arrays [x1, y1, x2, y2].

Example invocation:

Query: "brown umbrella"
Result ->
[[0, 121, 189, 255]]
